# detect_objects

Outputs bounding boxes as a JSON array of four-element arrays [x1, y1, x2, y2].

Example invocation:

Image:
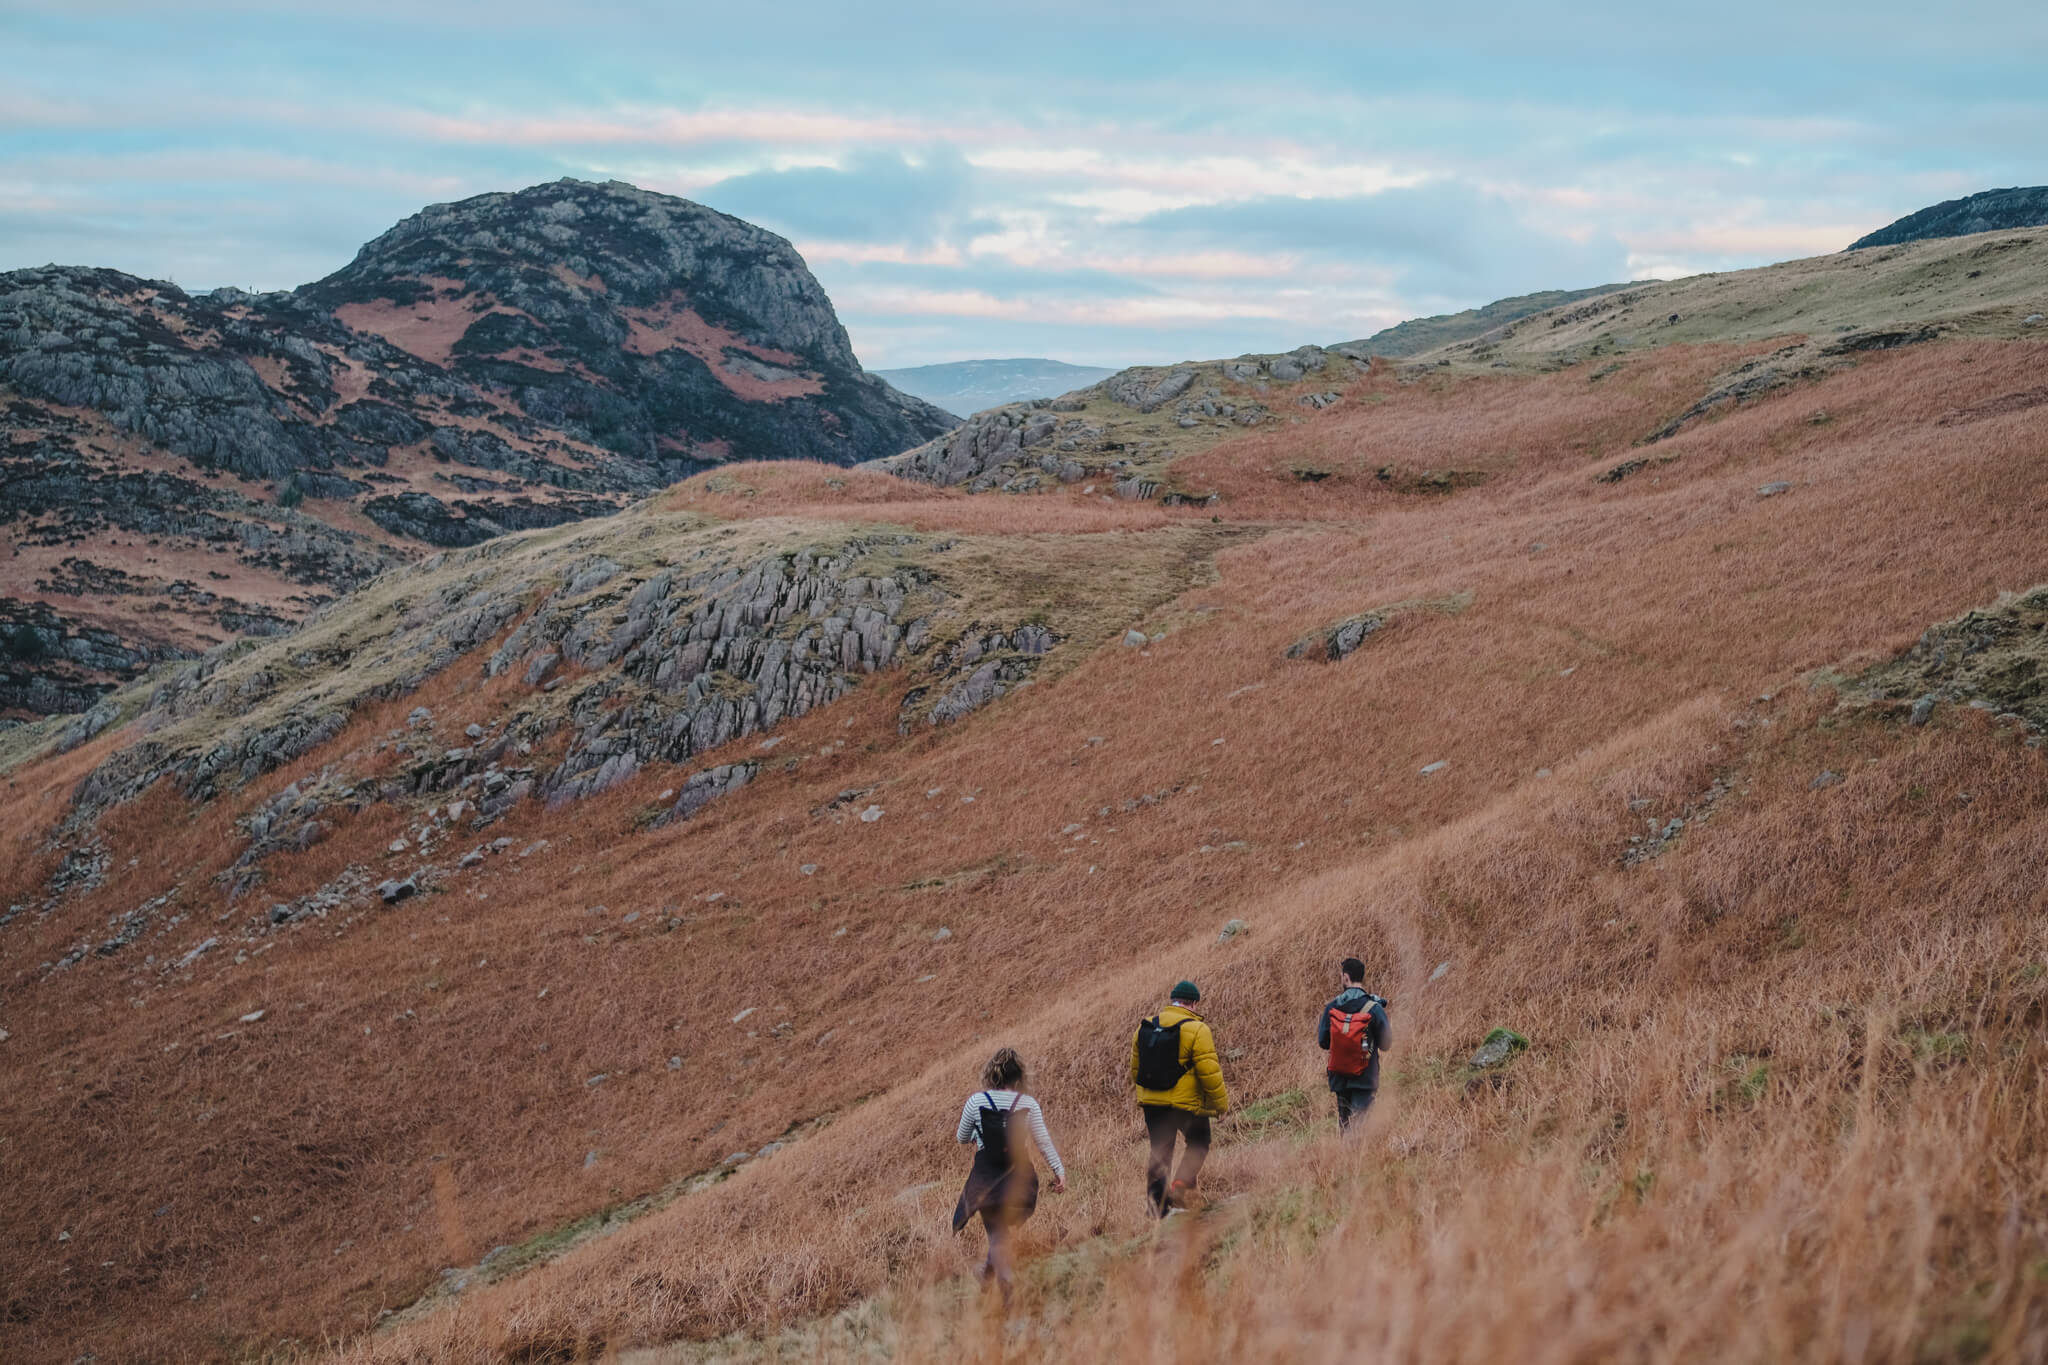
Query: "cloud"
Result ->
[[698, 149, 975, 246], [1130, 182, 1633, 303]]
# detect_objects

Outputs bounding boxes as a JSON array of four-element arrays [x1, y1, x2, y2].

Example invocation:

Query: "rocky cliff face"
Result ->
[[0, 180, 954, 717], [1849, 186, 2048, 250]]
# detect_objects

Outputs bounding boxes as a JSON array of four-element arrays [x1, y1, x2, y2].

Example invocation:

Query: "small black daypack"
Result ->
[[976, 1092, 1018, 1167], [1135, 1015, 1192, 1090]]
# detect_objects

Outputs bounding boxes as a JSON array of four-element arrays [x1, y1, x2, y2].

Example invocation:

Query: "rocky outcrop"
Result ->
[[875, 345, 1366, 493], [1845, 585, 2048, 733], [899, 624, 1059, 730], [59, 519, 959, 846], [1848, 186, 2048, 250]]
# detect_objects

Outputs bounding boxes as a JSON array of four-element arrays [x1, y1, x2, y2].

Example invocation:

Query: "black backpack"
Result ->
[[976, 1092, 1018, 1166], [1136, 1015, 1192, 1090]]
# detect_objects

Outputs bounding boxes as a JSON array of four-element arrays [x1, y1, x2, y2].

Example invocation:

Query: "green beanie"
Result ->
[[1170, 980, 1201, 1002]]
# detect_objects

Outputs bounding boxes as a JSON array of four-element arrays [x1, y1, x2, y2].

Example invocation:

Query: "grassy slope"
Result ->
[[1415, 226, 2048, 375], [1, 239, 2046, 1362]]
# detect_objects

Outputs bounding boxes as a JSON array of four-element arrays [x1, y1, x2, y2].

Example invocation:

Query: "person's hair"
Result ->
[[1341, 957, 1366, 983], [981, 1046, 1025, 1091]]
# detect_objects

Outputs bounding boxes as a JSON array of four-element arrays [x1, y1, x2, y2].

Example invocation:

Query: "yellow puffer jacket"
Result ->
[[1129, 1004, 1231, 1115]]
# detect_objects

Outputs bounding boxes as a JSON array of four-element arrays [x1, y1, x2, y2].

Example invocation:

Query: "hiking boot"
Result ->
[[1166, 1179, 1202, 1211]]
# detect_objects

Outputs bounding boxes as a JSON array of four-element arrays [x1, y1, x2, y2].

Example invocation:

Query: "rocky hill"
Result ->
[[0, 180, 952, 719], [1849, 184, 2048, 249], [871, 344, 1371, 495], [870, 358, 1121, 416], [1334, 282, 1628, 358]]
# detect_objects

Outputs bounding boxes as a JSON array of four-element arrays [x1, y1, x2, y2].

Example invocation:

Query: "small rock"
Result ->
[[268, 903, 294, 925], [732, 1007, 756, 1024], [585, 1073, 607, 1087], [1419, 761, 1448, 776], [464, 724, 484, 740], [1910, 696, 1936, 726], [176, 937, 219, 969], [490, 837, 514, 852], [584, 1150, 599, 1169], [1469, 1030, 1527, 1068], [754, 1141, 784, 1159], [1757, 481, 1792, 498], [56, 1230, 70, 1242], [1217, 918, 1247, 942], [446, 800, 469, 821], [859, 805, 884, 823], [1122, 629, 1148, 647], [933, 926, 952, 941], [1810, 770, 1842, 790], [1661, 818, 1684, 839], [622, 910, 640, 924], [458, 849, 484, 869], [240, 1010, 265, 1024], [0, 1028, 9, 1043], [800, 864, 818, 875], [2026, 313, 2044, 326], [1535, 768, 1552, 779], [1429, 960, 1451, 982], [723, 1151, 751, 1167], [387, 838, 409, 854], [407, 707, 433, 729], [668, 1055, 683, 1071], [376, 878, 416, 905], [519, 841, 549, 857]]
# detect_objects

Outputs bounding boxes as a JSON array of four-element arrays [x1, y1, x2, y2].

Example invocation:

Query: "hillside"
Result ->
[[870, 359, 1121, 417], [1849, 184, 2048, 249], [0, 180, 953, 720], [2, 226, 2047, 1363], [1334, 281, 1629, 358]]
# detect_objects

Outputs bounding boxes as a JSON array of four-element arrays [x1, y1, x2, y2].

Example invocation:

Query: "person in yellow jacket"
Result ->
[[1129, 979, 1230, 1216]]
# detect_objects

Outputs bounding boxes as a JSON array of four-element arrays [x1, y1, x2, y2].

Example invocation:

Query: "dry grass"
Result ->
[[1418, 226, 2048, 373], [2, 334, 2046, 1362]]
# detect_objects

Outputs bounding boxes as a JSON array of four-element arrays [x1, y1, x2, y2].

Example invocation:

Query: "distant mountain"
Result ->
[[1336, 284, 1631, 358], [872, 358, 1120, 417], [1848, 186, 2048, 249], [0, 179, 954, 716]]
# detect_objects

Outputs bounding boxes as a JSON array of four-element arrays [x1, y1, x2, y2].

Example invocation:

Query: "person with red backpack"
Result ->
[[1318, 957, 1391, 1130], [1130, 980, 1231, 1216]]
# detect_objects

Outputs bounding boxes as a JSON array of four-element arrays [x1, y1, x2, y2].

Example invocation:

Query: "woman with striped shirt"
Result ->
[[952, 1047, 1065, 1301]]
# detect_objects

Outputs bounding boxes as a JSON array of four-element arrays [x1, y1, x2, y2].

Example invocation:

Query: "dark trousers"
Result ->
[[1142, 1105, 1211, 1215], [1335, 1087, 1377, 1131]]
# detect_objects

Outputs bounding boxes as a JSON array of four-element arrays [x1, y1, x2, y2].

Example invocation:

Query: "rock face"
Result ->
[[1848, 186, 2048, 249], [0, 180, 954, 716], [875, 345, 1365, 495], [55, 513, 965, 869]]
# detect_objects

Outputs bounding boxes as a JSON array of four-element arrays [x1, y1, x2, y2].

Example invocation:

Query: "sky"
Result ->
[[4, 2, 2043, 368]]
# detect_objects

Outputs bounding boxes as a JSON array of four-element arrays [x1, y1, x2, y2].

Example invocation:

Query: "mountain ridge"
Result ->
[[1849, 184, 2048, 249]]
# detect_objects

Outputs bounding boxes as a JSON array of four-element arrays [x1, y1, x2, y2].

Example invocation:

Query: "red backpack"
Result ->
[[1326, 1001, 1379, 1077]]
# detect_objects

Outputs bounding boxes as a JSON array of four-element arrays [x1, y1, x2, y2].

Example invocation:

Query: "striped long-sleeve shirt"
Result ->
[[955, 1089, 1065, 1181]]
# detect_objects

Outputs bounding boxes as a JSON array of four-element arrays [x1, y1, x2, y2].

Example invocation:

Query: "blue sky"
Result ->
[[4, 1, 2043, 367]]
